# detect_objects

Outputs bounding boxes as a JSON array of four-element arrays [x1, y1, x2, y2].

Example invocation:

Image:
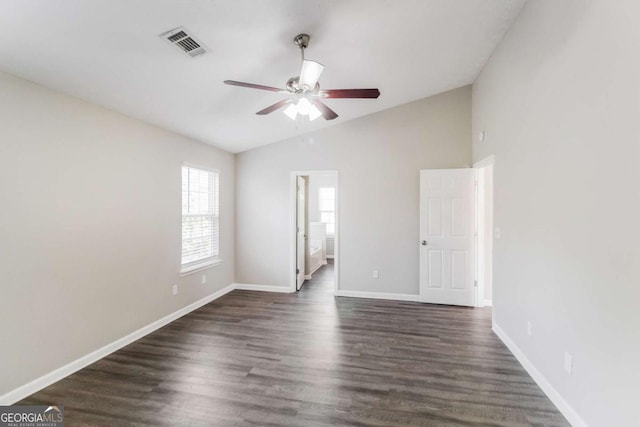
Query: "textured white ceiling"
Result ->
[[0, 0, 526, 153]]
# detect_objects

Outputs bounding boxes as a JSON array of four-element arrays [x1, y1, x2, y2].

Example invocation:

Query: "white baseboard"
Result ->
[[0, 283, 236, 406], [483, 299, 493, 307], [233, 283, 292, 293], [326, 255, 334, 259], [492, 322, 588, 427], [304, 261, 327, 280], [335, 290, 419, 302]]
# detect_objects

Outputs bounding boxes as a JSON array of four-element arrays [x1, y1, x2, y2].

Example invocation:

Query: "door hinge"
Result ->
[[296, 268, 299, 274], [474, 280, 478, 287]]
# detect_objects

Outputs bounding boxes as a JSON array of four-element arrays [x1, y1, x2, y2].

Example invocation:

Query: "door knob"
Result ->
[[421, 240, 428, 246]]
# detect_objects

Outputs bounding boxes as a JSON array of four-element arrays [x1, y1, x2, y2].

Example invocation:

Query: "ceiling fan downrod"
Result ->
[[293, 33, 310, 64], [291, 34, 324, 94]]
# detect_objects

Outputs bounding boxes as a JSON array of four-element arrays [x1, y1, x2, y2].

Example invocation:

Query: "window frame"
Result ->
[[318, 186, 336, 236], [180, 163, 222, 275]]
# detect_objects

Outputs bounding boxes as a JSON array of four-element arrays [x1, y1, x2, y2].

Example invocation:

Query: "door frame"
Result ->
[[473, 155, 495, 308], [295, 176, 307, 290], [289, 170, 339, 294]]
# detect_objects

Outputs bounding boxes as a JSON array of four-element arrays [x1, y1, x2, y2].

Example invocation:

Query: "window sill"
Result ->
[[180, 259, 223, 277]]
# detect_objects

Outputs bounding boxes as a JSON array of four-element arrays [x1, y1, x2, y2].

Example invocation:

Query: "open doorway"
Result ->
[[290, 171, 339, 294], [474, 155, 494, 307]]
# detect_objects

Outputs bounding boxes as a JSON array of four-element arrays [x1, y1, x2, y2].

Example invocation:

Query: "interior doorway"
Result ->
[[290, 171, 339, 294], [474, 155, 495, 307], [418, 163, 494, 308]]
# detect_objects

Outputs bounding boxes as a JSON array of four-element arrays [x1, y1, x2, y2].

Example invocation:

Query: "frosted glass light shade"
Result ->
[[283, 98, 322, 121], [296, 98, 312, 115], [299, 60, 324, 88], [283, 103, 298, 120]]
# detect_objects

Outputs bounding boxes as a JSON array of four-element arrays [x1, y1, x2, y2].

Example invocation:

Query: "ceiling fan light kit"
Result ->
[[224, 33, 380, 121], [284, 97, 322, 121]]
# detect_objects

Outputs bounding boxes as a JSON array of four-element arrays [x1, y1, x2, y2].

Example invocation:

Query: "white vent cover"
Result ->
[[160, 26, 207, 57]]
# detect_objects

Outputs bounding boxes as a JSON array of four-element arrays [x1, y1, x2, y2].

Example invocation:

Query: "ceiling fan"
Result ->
[[224, 34, 380, 121]]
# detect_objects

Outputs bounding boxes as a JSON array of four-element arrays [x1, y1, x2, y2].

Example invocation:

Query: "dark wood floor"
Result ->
[[21, 261, 568, 426]]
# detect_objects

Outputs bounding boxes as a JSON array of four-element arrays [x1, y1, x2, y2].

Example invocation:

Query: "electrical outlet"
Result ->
[[527, 321, 532, 337], [494, 227, 502, 240], [564, 352, 573, 375], [372, 270, 379, 279], [172, 284, 178, 295], [201, 274, 207, 284]]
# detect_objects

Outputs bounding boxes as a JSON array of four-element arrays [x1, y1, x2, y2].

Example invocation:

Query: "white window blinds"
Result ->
[[181, 166, 219, 271]]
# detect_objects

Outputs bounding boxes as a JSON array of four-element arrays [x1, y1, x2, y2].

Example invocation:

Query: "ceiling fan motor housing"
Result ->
[[286, 76, 320, 94], [293, 33, 310, 49]]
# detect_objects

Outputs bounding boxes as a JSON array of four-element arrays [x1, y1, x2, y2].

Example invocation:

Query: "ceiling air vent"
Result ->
[[160, 26, 207, 57]]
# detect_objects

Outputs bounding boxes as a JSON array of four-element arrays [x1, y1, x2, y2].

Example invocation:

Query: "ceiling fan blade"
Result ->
[[256, 99, 293, 115], [224, 80, 287, 93], [313, 100, 338, 120], [318, 88, 381, 99], [299, 60, 324, 88]]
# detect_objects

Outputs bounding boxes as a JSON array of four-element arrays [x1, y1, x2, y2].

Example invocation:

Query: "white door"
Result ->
[[419, 169, 475, 306], [296, 176, 306, 290]]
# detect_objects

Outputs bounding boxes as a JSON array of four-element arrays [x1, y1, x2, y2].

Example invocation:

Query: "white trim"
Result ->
[[483, 299, 493, 307], [305, 259, 326, 280], [0, 284, 236, 406], [334, 173, 339, 296], [473, 156, 495, 312], [492, 322, 588, 427], [474, 166, 484, 308], [473, 154, 495, 169], [336, 290, 420, 302], [179, 258, 222, 276], [326, 255, 334, 259], [233, 283, 293, 293], [181, 161, 220, 174], [289, 174, 297, 292]]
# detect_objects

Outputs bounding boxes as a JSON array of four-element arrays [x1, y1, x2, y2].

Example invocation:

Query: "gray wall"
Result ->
[[236, 86, 471, 294], [473, 1, 640, 425], [0, 71, 235, 397]]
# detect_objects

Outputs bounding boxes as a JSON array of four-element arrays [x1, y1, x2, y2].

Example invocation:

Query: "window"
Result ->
[[181, 165, 219, 273], [319, 187, 335, 236]]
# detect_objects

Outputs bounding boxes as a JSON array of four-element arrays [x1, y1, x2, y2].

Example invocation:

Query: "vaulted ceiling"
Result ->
[[0, 0, 526, 152]]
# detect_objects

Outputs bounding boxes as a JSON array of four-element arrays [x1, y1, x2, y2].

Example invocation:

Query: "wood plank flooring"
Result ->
[[20, 261, 568, 426]]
